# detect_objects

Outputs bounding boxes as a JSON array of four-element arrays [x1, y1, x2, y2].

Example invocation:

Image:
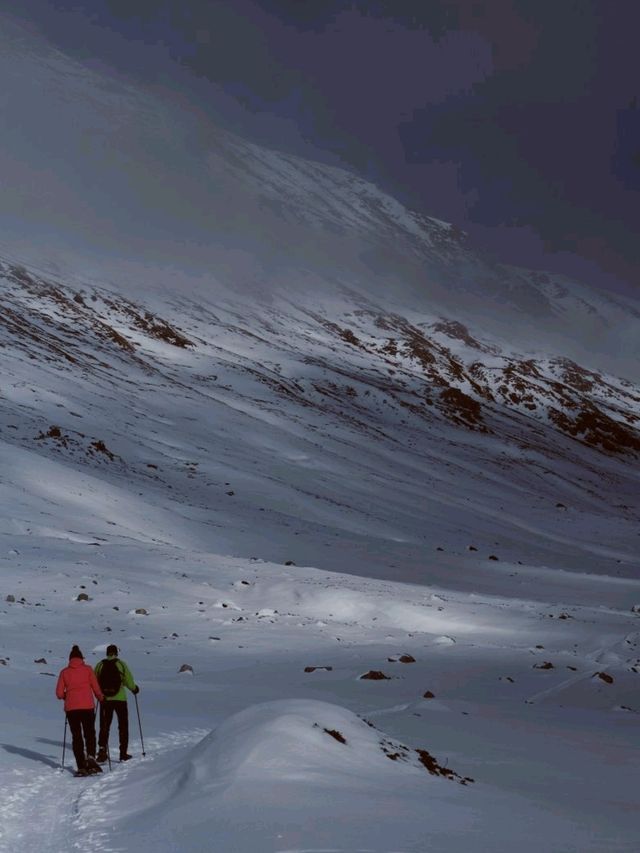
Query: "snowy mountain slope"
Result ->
[[1, 258, 639, 594], [1, 255, 639, 849]]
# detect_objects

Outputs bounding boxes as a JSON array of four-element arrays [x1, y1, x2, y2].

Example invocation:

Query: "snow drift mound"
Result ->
[[187, 699, 472, 787], [103, 700, 475, 852]]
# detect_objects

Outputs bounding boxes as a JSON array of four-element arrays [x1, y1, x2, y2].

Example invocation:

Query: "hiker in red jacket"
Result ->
[[56, 645, 104, 776]]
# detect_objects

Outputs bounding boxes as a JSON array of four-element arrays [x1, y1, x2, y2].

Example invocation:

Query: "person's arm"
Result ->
[[120, 660, 138, 694], [89, 667, 105, 703], [55, 670, 66, 701]]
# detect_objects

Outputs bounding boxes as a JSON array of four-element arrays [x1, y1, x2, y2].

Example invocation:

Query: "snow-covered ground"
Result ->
[[1, 537, 639, 852], [0, 532, 640, 853]]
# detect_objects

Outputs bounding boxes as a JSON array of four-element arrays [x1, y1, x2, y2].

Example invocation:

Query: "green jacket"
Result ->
[[94, 656, 137, 702]]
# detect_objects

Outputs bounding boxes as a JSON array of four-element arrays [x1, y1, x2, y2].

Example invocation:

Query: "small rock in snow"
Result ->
[[322, 727, 346, 744], [134, 608, 148, 615], [360, 670, 391, 680], [76, 593, 91, 601], [178, 663, 194, 674], [5, 594, 15, 603], [423, 690, 436, 699], [594, 671, 614, 684]]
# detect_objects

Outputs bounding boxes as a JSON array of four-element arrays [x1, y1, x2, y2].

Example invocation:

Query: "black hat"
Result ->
[[69, 645, 83, 660], [106, 644, 118, 657]]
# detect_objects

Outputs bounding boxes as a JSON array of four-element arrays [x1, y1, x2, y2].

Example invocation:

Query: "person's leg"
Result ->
[[114, 701, 129, 757], [66, 711, 85, 770], [98, 701, 115, 751], [81, 709, 97, 758]]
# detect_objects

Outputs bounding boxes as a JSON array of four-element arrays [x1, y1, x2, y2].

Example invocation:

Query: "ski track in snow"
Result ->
[[0, 730, 207, 853]]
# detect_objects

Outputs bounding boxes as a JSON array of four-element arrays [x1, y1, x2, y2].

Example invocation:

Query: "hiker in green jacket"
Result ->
[[95, 644, 139, 762]]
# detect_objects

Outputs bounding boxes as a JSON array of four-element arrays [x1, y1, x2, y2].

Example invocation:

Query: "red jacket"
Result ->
[[56, 658, 104, 711]]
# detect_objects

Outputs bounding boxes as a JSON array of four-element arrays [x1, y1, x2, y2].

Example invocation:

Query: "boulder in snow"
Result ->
[[360, 670, 391, 680]]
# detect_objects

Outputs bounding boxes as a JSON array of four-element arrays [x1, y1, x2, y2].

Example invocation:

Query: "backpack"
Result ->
[[98, 658, 122, 698]]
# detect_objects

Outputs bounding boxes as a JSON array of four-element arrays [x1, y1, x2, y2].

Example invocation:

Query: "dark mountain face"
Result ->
[[1, 13, 639, 385]]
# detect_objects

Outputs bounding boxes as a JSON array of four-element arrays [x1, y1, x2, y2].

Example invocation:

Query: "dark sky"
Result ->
[[7, 0, 640, 296]]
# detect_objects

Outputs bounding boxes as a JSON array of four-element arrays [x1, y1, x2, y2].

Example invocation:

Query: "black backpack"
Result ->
[[98, 658, 122, 698]]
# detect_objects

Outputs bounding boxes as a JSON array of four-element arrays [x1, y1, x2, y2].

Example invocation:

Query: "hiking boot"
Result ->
[[120, 753, 132, 761], [96, 748, 108, 764], [86, 757, 103, 774], [74, 767, 90, 777]]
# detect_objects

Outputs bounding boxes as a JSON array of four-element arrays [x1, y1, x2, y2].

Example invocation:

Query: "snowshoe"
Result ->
[[74, 767, 90, 777], [120, 753, 132, 762], [96, 748, 108, 764]]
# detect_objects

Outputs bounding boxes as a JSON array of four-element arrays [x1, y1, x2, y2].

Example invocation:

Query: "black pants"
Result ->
[[99, 700, 129, 755], [66, 709, 97, 770]]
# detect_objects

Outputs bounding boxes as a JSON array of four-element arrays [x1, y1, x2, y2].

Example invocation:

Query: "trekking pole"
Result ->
[[61, 716, 68, 772], [106, 740, 112, 773], [134, 693, 146, 757]]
